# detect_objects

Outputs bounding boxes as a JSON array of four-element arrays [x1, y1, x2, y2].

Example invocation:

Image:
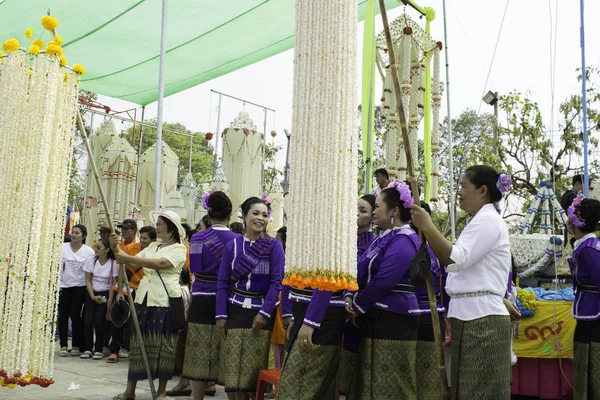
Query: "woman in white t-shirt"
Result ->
[[80, 237, 119, 360], [411, 165, 513, 399], [58, 224, 95, 357]]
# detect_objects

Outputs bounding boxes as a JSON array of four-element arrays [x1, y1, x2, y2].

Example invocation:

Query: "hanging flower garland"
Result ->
[[283, 0, 359, 292], [0, 14, 81, 389]]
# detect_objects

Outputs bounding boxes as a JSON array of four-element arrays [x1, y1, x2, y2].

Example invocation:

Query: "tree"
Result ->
[[125, 119, 214, 186], [357, 105, 386, 193], [263, 143, 284, 194]]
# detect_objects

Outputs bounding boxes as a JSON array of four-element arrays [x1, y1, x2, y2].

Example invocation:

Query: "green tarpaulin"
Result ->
[[0, 0, 402, 105]]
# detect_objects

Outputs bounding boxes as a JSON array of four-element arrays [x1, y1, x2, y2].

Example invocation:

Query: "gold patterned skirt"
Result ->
[[416, 312, 446, 400], [128, 296, 177, 382], [219, 303, 275, 392], [182, 296, 221, 381], [574, 319, 600, 400], [450, 315, 512, 400], [278, 301, 346, 400], [347, 308, 420, 400]]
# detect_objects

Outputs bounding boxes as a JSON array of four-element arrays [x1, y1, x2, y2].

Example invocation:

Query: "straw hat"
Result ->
[[151, 209, 186, 240]]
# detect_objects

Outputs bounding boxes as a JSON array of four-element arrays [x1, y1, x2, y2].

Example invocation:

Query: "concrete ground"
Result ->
[[4, 344, 229, 400]]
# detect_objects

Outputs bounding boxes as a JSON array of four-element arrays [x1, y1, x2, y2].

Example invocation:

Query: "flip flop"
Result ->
[[165, 385, 192, 396], [113, 393, 135, 400], [107, 353, 119, 363]]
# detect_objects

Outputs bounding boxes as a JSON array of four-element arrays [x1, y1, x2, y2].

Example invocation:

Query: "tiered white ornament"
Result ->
[[284, 0, 358, 291], [221, 111, 263, 215], [0, 50, 80, 383], [84, 120, 137, 236]]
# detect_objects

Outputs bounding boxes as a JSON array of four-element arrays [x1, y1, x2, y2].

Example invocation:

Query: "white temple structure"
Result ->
[[221, 111, 264, 215], [180, 171, 199, 225], [137, 140, 189, 222], [84, 120, 137, 239], [268, 183, 285, 235]]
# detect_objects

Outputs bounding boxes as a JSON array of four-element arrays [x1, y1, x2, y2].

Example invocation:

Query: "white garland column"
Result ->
[[285, 0, 358, 291]]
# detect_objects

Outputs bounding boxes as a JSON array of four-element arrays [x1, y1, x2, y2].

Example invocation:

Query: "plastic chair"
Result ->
[[255, 369, 281, 400]]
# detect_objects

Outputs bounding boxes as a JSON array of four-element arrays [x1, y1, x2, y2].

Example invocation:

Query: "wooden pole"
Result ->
[[76, 113, 158, 400], [377, 2, 449, 398]]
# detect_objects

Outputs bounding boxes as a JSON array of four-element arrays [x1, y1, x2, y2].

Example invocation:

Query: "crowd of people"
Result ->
[[56, 164, 600, 400]]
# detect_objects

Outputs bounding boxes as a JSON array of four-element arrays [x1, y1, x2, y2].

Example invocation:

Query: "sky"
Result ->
[[93, 0, 600, 178]]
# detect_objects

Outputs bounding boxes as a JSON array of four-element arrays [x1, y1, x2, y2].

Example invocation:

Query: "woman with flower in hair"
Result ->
[[216, 196, 284, 400], [337, 194, 377, 397], [346, 182, 421, 400], [566, 193, 600, 398], [410, 165, 513, 399], [177, 190, 240, 400]]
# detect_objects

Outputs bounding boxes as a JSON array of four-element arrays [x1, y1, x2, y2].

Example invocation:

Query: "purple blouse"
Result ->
[[353, 225, 420, 316], [569, 236, 600, 321], [357, 231, 375, 259], [189, 227, 240, 296], [216, 235, 284, 320], [415, 246, 447, 314]]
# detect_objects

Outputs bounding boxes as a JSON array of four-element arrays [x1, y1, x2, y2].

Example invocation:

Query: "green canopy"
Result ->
[[0, 0, 403, 106]]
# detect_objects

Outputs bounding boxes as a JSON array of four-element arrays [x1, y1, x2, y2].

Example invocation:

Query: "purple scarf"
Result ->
[[231, 234, 275, 281], [192, 228, 226, 261]]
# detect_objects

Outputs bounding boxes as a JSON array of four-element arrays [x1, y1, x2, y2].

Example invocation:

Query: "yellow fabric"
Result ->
[[134, 242, 186, 307], [513, 301, 576, 359]]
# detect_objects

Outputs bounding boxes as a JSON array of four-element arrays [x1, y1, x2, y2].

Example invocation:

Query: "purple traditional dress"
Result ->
[[216, 234, 284, 393], [337, 230, 375, 396], [347, 225, 421, 400], [569, 233, 600, 399], [414, 247, 448, 400], [181, 226, 239, 382]]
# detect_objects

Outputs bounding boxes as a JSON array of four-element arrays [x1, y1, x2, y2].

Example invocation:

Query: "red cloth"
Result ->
[[511, 357, 573, 399]]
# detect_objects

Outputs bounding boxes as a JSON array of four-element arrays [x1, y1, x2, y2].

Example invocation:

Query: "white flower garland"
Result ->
[[0, 51, 79, 385], [284, 0, 358, 291]]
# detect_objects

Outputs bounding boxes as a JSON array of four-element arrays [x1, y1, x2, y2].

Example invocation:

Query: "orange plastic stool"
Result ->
[[255, 369, 281, 400]]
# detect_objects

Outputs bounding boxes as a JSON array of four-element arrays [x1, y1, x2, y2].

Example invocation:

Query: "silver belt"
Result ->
[[452, 291, 499, 299]]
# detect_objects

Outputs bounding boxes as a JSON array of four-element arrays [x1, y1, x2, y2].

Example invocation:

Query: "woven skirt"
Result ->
[[278, 301, 346, 400], [182, 296, 221, 381], [574, 319, 600, 399], [416, 313, 446, 400], [347, 309, 419, 400], [337, 320, 361, 396], [450, 315, 512, 400], [219, 303, 275, 392], [128, 296, 177, 382]]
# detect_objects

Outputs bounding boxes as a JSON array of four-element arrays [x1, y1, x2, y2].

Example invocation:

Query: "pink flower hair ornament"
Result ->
[[386, 180, 413, 209], [568, 191, 586, 228], [261, 192, 272, 218]]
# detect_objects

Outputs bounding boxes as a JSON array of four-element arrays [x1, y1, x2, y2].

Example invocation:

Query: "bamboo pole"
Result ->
[[76, 113, 158, 400], [377, 2, 449, 398]]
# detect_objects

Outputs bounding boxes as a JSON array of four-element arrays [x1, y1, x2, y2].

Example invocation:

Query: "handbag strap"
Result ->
[[156, 270, 172, 298]]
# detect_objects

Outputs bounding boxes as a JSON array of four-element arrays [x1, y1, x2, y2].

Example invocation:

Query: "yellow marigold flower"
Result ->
[[25, 27, 33, 39], [54, 35, 63, 45], [33, 39, 44, 48], [28, 44, 41, 55], [72, 63, 86, 76], [63, 73, 68, 82], [57, 46, 63, 56], [41, 16, 59, 31], [47, 40, 57, 47], [60, 55, 67, 66], [2, 38, 20, 53], [0, 51, 4, 57], [45, 43, 60, 56], [28, 69, 33, 76]]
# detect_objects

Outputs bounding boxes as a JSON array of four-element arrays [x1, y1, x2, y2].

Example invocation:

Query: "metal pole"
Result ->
[[154, 0, 168, 211], [261, 107, 267, 193], [213, 94, 222, 177], [443, 0, 456, 241], [210, 89, 275, 112], [188, 132, 193, 174], [494, 92, 499, 156], [580, 0, 590, 197], [133, 106, 145, 205]]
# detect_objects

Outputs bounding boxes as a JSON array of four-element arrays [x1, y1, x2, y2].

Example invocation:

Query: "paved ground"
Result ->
[[4, 344, 229, 400]]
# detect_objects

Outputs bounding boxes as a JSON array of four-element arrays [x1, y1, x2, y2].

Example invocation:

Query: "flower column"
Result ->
[[284, 0, 358, 291]]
